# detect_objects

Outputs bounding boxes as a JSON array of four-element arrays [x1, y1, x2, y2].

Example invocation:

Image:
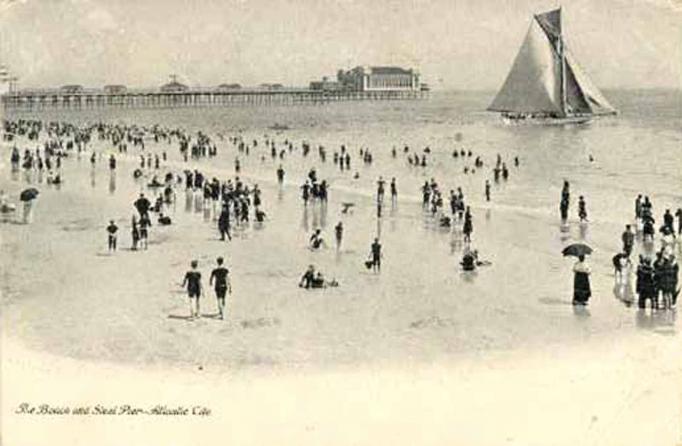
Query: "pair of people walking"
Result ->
[[180, 257, 232, 320]]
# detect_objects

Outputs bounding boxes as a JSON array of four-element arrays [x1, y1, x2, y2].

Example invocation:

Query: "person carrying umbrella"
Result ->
[[572, 254, 592, 305], [563, 243, 593, 305], [20, 188, 39, 224]]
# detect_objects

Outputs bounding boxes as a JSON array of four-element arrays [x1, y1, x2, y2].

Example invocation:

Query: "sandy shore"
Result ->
[[2, 334, 679, 446]]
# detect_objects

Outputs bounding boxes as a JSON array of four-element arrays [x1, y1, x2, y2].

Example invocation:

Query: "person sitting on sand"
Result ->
[[460, 249, 478, 271], [310, 229, 325, 250], [311, 272, 326, 288], [255, 209, 267, 223], [158, 213, 172, 225], [299, 265, 316, 289]]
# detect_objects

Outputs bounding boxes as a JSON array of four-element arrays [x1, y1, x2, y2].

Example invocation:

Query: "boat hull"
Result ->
[[501, 115, 593, 126]]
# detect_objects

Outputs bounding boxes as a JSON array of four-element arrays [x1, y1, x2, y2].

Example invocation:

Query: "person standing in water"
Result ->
[[390, 178, 398, 206], [209, 257, 231, 320], [485, 180, 491, 202], [369, 238, 382, 273], [572, 254, 591, 306], [335, 222, 343, 250], [463, 207, 473, 245], [376, 177, 386, 205], [139, 213, 151, 249], [622, 224, 635, 256], [560, 181, 570, 222], [218, 204, 232, 241], [181, 260, 203, 319], [131, 215, 140, 250], [277, 165, 285, 185], [106, 220, 118, 252], [578, 196, 588, 222]]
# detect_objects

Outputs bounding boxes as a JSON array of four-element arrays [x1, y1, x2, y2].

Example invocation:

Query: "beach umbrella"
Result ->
[[19, 188, 39, 202], [562, 243, 593, 257]]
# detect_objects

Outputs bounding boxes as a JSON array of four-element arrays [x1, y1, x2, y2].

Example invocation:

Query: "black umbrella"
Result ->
[[20, 188, 39, 202], [562, 243, 593, 257]]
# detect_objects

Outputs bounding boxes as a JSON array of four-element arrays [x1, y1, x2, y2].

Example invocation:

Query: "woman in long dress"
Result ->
[[573, 254, 592, 305]]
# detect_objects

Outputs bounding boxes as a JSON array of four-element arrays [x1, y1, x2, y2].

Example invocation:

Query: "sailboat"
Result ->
[[488, 8, 617, 125]]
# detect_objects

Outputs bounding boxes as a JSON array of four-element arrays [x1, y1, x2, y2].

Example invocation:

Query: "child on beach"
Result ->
[[106, 220, 118, 251]]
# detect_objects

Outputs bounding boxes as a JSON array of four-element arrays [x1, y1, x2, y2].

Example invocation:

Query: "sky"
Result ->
[[0, 0, 680, 90]]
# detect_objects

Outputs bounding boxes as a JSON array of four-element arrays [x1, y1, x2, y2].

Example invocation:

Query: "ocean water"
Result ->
[[1, 89, 680, 368]]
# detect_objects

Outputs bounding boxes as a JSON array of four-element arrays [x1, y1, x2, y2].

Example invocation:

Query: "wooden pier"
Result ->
[[1, 88, 428, 111]]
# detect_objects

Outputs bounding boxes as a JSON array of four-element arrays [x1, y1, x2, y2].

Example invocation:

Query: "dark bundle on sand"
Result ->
[[364, 260, 374, 270]]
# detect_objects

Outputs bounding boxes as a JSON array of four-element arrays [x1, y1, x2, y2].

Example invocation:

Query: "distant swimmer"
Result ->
[[209, 257, 231, 320]]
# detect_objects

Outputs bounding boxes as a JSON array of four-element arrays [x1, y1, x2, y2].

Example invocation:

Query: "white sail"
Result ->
[[564, 49, 617, 115], [488, 18, 563, 114], [489, 8, 617, 118]]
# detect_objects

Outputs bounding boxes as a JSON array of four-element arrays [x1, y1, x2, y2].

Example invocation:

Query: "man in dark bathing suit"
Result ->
[[370, 238, 382, 273], [181, 260, 203, 320], [210, 257, 231, 320]]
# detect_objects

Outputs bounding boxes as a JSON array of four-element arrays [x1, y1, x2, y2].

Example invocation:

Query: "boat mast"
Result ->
[[558, 8, 567, 116]]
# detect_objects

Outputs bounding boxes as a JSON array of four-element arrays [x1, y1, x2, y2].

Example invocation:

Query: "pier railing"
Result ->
[[1, 88, 428, 111]]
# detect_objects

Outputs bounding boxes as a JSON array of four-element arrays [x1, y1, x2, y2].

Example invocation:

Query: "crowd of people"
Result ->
[[3, 116, 680, 325]]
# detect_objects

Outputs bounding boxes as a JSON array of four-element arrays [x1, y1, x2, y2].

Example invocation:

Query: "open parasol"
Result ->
[[20, 188, 39, 202], [562, 243, 593, 257]]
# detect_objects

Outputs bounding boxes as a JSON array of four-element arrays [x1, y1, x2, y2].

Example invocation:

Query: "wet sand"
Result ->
[[1, 92, 681, 444]]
